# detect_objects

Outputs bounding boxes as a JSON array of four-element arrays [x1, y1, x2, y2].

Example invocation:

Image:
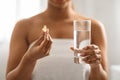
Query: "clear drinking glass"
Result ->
[[74, 20, 91, 64]]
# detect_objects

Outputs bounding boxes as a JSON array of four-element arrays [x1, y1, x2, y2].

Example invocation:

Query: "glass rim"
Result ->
[[73, 19, 91, 23]]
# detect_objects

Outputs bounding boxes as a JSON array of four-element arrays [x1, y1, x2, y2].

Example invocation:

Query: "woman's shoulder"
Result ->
[[90, 18, 105, 34], [17, 12, 44, 25], [14, 13, 44, 31], [90, 18, 104, 28], [14, 18, 33, 31], [77, 14, 104, 30]]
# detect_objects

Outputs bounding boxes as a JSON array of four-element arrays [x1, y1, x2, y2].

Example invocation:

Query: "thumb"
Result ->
[[70, 47, 74, 51], [70, 47, 83, 53]]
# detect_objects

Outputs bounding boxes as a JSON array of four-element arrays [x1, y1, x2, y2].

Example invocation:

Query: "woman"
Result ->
[[6, 0, 108, 80]]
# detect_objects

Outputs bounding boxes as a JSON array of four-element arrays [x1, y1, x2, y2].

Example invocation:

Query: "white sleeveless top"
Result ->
[[32, 39, 90, 80]]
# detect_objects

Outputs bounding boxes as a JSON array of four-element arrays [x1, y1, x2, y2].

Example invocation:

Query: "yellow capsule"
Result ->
[[42, 25, 47, 32]]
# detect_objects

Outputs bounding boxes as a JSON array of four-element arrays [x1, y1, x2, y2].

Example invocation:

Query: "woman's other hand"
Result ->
[[71, 44, 101, 66]]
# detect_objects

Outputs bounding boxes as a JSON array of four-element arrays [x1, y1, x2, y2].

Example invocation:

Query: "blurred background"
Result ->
[[0, 0, 120, 80]]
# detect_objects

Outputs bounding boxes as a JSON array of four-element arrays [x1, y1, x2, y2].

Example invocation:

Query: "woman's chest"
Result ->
[[27, 22, 73, 45]]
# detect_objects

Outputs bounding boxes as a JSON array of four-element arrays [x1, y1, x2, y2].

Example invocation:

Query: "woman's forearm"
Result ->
[[6, 55, 36, 80], [89, 64, 108, 80]]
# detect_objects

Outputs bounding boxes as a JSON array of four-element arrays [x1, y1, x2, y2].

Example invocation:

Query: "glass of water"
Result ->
[[74, 20, 91, 64]]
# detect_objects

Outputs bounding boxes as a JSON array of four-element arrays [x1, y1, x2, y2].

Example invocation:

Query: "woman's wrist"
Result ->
[[23, 52, 37, 64], [90, 64, 101, 70]]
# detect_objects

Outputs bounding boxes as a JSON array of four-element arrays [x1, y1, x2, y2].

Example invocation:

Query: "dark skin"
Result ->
[[6, 0, 108, 80]]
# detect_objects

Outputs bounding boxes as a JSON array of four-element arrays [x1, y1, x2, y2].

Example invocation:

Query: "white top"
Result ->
[[32, 39, 90, 80]]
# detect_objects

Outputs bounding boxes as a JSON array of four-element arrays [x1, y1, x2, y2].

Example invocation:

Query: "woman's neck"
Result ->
[[45, 1, 76, 21]]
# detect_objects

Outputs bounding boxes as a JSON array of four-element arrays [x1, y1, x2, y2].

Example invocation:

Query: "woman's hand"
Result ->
[[25, 28, 53, 62], [71, 44, 101, 66]]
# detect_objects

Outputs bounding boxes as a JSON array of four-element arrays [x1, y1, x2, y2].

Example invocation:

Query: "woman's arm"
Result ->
[[89, 19, 108, 80], [6, 20, 35, 80], [71, 19, 108, 80], [6, 20, 52, 80]]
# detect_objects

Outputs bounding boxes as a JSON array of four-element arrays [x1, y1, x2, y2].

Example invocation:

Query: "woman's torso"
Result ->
[[32, 39, 90, 80], [24, 13, 90, 80]]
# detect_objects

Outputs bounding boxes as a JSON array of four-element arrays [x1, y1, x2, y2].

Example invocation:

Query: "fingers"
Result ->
[[71, 48, 101, 58], [80, 49, 101, 57], [70, 47, 82, 53], [70, 47, 74, 51], [82, 54, 101, 64], [27, 27, 53, 61], [35, 27, 50, 45], [44, 34, 53, 55], [70, 44, 101, 64], [35, 35, 44, 45], [34, 29, 46, 45], [38, 29, 53, 55], [83, 44, 99, 50]]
